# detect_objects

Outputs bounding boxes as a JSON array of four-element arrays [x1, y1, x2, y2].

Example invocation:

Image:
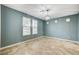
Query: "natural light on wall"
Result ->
[[32, 19, 38, 34], [55, 20, 58, 23], [66, 18, 70, 22], [23, 16, 31, 36], [46, 21, 49, 24]]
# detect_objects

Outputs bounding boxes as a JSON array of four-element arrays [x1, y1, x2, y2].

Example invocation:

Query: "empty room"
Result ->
[[0, 4, 79, 55]]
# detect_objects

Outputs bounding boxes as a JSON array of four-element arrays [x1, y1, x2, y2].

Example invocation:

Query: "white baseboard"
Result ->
[[0, 36, 79, 50], [0, 36, 43, 50], [44, 36, 79, 44]]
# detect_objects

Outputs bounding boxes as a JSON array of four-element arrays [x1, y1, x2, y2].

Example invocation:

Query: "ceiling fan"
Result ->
[[40, 9, 50, 12], [40, 9, 51, 21]]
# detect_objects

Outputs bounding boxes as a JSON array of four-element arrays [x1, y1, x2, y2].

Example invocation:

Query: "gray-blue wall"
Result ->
[[1, 5, 44, 47], [44, 14, 79, 41], [77, 14, 79, 41], [0, 5, 1, 48], [1, 5, 79, 47]]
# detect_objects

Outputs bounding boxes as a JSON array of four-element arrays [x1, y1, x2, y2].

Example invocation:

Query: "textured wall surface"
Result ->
[[44, 14, 79, 41], [1, 5, 44, 47]]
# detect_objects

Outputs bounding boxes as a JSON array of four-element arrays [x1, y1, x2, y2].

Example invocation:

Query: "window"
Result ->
[[23, 17, 31, 36], [32, 19, 38, 34]]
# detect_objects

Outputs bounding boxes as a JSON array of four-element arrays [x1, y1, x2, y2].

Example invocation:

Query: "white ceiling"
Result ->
[[4, 4, 79, 20]]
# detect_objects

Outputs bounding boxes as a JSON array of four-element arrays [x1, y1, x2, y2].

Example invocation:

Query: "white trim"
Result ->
[[0, 36, 79, 50], [44, 36, 79, 44], [0, 36, 43, 50]]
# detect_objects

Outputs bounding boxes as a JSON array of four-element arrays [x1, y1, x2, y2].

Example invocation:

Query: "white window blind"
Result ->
[[32, 19, 38, 34], [23, 17, 31, 36]]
